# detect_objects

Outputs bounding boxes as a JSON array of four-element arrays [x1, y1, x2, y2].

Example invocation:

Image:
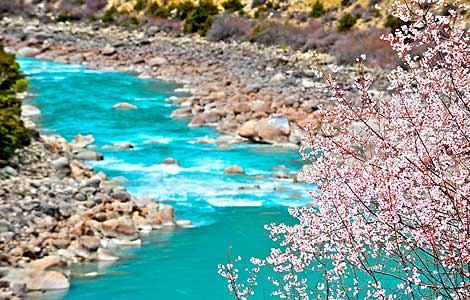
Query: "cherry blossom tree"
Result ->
[[219, 0, 470, 299]]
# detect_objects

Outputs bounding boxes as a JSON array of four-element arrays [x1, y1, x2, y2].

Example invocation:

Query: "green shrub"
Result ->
[[134, 0, 147, 11], [102, 6, 117, 23], [15, 79, 28, 93], [337, 13, 357, 31], [169, 0, 197, 19], [148, 3, 171, 18], [309, 0, 325, 18], [0, 45, 30, 160], [183, 0, 219, 36], [56, 11, 77, 22], [221, 0, 244, 12], [341, 0, 351, 6], [384, 15, 409, 34]]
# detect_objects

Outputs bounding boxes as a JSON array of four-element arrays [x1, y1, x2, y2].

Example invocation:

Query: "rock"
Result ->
[[170, 107, 192, 118], [224, 165, 245, 175], [51, 157, 70, 172], [17, 47, 41, 57], [78, 236, 100, 251], [59, 204, 74, 217], [176, 220, 192, 227], [102, 45, 116, 56], [161, 157, 179, 165], [112, 102, 137, 110], [112, 142, 134, 149], [21, 105, 41, 117], [148, 56, 168, 67], [238, 120, 258, 138], [0, 220, 11, 233], [26, 271, 70, 291], [101, 217, 139, 241], [97, 248, 118, 261], [110, 191, 131, 202], [270, 72, 287, 84], [1, 166, 17, 176], [71, 134, 95, 149], [29, 256, 67, 273], [239, 117, 291, 142], [74, 150, 103, 161]]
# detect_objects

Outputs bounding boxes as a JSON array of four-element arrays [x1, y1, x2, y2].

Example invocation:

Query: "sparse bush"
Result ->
[[337, 12, 357, 31], [183, 0, 219, 36], [332, 28, 399, 68], [303, 20, 339, 52], [0, 45, 30, 160], [102, 6, 117, 23], [222, 0, 244, 12], [147, 2, 171, 18], [55, 11, 78, 22], [309, 0, 325, 18], [207, 13, 253, 41], [168, 0, 197, 19], [145, 17, 183, 35], [250, 21, 307, 50], [134, 0, 147, 11]]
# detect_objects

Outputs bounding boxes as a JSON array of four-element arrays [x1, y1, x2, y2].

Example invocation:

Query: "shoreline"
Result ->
[[0, 74, 190, 299], [1, 16, 387, 147]]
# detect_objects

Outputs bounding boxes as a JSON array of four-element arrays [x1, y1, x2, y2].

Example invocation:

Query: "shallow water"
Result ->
[[18, 58, 312, 300]]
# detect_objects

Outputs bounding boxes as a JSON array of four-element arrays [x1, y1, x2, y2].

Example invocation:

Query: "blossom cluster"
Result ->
[[219, 0, 469, 299]]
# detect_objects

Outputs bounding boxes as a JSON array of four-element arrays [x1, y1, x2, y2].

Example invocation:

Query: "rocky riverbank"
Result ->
[[0, 16, 387, 147], [0, 128, 188, 298]]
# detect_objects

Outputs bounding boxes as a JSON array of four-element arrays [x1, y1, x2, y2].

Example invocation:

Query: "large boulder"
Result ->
[[257, 117, 290, 139], [100, 217, 139, 241], [238, 117, 291, 143], [26, 271, 70, 291], [17, 47, 41, 57], [29, 256, 67, 273]]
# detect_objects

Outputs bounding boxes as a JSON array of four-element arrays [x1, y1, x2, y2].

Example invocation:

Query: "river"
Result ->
[[18, 57, 312, 300]]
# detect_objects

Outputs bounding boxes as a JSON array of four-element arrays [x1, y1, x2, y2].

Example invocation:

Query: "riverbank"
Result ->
[[0, 16, 387, 147], [0, 107, 188, 298]]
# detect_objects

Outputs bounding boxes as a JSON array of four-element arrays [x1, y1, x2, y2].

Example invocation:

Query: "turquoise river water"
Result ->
[[18, 58, 312, 300]]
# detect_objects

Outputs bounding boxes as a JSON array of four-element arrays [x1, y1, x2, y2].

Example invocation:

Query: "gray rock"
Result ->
[[71, 134, 95, 149], [102, 45, 116, 56], [74, 151, 103, 161], [0, 220, 11, 233], [110, 191, 131, 202], [84, 178, 101, 188], [1, 166, 18, 176], [148, 56, 168, 67], [51, 157, 69, 171], [17, 47, 41, 57]]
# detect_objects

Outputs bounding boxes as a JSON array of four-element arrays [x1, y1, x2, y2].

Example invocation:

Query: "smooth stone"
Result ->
[[224, 165, 245, 175], [176, 220, 192, 227], [74, 151, 103, 161], [26, 271, 70, 291], [112, 102, 137, 110], [17, 47, 41, 57], [160, 157, 179, 165], [21, 105, 41, 117]]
